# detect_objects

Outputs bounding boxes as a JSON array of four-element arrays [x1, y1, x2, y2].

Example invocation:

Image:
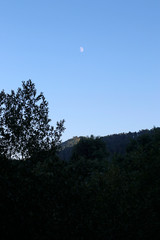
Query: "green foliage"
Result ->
[[0, 80, 65, 160], [0, 128, 160, 239], [59, 130, 150, 161], [71, 135, 108, 161]]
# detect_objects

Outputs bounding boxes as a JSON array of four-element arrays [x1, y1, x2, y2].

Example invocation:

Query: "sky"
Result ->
[[0, 0, 160, 141]]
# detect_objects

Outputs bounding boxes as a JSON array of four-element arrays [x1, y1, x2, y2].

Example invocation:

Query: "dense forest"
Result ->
[[59, 129, 151, 161], [0, 80, 160, 239]]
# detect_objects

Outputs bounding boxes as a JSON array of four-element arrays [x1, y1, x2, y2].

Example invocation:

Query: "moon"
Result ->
[[80, 46, 84, 53]]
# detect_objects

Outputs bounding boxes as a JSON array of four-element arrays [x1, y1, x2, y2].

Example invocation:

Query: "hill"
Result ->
[[59, 129, 151, 161]]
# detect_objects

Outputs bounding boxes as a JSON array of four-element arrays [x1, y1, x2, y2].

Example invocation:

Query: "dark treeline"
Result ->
[[59, 129, 151, 161], [0, 81, 160, 239], [1, 128, 160, 239]]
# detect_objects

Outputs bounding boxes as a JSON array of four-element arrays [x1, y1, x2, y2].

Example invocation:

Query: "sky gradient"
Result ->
[[0, 0, 160, 141]]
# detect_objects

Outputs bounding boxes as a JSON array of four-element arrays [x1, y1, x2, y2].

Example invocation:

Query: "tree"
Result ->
[[0, 79, 65, 160], [71, 135, 108, 161]]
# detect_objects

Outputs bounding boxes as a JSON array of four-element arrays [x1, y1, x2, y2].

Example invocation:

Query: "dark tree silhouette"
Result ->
[[0, 79, 65, 160], [71, 135, 108, 161]]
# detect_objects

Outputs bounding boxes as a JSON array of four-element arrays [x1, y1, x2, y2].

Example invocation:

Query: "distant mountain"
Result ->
[[59, 136, 81, 161], [61, 136, 81, 150], [59, 129, 152, 161], [101, 129, 150, 155]]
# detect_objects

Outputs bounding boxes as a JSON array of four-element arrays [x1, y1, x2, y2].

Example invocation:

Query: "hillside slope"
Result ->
[[59, 129, 151, 161]]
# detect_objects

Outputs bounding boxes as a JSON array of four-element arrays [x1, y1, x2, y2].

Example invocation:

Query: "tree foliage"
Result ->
[[0, 80, 65, 160], [71, 135, 108, 161], [0, 100, 160, 240]]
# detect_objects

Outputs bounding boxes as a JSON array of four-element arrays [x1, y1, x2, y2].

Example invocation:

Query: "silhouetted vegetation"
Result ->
[[0, 80, 65, 160], [0, 82, 160, 239], [59, 130, 150, 161]]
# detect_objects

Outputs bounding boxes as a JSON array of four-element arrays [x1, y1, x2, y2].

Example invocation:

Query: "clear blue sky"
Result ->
[[0, 0, 160, 141]]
